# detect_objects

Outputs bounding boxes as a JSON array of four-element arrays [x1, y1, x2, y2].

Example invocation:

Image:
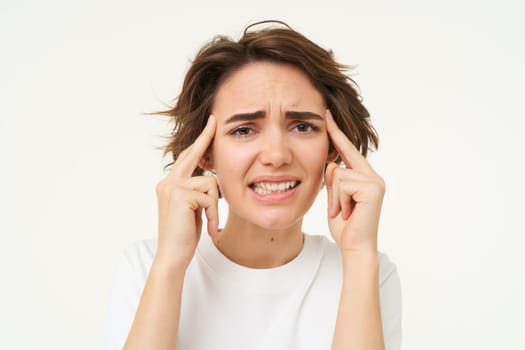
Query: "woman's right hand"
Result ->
[[154, 115, 219, 269]]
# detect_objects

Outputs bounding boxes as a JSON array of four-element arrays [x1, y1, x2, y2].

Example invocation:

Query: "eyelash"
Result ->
[[230, 122, 319, 137], [230, 126, 255, 136], [293, 122, 319, 133]]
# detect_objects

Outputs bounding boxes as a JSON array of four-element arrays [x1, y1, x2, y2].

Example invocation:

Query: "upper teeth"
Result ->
[[252, 181, 298, 194]]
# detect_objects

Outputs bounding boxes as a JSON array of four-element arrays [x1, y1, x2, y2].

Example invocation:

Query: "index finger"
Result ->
[[325, 110, 372, 173], [172, 114, 217, 178]]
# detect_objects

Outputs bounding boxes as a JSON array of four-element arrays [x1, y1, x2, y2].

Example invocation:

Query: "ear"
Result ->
[[326, 146, 338, 163], [198, 152, 214, 171]]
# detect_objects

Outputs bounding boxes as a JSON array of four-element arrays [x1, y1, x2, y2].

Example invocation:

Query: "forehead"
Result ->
[[212, 62, 324, 113]]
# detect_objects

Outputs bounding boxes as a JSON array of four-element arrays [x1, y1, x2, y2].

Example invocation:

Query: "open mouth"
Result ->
[[249, 180, 301, 195]]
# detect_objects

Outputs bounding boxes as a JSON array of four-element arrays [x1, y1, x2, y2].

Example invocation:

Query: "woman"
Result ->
[[106, 21, 401, 350]]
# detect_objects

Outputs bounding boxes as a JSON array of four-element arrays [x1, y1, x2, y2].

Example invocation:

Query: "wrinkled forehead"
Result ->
[[211, 62, 325, 118]]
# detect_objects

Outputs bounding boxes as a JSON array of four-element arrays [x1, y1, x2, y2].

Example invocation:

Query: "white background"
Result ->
[[2, 0, 524, 349]]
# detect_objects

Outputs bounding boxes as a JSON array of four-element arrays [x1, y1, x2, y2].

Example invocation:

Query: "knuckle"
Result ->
[[332, 167, 343, 180], [156, 180, 180, 198], [207, 175, 218, 187], [368, 177, 386, 196], [376, 176, 386, 191], [155, 180, 167, 194], [205, 176, 219, 195]]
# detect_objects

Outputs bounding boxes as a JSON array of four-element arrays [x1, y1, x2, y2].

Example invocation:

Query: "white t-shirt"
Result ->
[[105, 233, 402, 350]]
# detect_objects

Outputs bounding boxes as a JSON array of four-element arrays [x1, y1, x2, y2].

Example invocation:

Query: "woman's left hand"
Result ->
[[324, 110, 385, 254]]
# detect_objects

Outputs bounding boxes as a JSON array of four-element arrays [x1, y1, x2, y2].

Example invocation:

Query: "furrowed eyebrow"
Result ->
[[224, 110, 323, 124], [225, 111, 266, 124], [285, 111, 323, 121]]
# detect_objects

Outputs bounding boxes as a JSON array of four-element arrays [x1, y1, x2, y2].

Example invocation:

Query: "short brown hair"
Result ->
[[158, 20, 378, 175]]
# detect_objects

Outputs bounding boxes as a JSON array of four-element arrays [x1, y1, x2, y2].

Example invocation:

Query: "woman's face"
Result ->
[[210, 62, 331, 230]]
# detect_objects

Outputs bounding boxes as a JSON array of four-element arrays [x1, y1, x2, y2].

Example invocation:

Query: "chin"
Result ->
[[249, 210, 304, 231]]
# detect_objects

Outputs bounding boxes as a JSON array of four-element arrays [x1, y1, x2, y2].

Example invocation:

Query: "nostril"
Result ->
[[258, 143, 293, 167]]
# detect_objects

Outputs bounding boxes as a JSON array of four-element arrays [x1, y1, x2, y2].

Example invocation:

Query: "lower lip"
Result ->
[[250, 184, 300, 203]]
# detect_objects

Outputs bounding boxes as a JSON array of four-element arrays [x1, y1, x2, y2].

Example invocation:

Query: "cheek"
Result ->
[[211, 139, 254, 177], [300, 136, 330, 166]]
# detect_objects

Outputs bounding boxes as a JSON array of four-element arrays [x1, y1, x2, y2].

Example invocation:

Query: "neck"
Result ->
[[213, 213, 304, 269]]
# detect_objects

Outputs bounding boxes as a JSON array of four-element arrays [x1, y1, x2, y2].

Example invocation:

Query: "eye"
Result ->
[[293, 122, 319, 133], [230, 126, 255, 137]]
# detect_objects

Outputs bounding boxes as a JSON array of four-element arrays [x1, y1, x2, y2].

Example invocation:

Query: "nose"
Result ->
[[258, 130, 292, 168]]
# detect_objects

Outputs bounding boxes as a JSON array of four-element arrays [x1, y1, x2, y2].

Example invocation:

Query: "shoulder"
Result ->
[[120, 238, 157, 261], [105, 239, 158, 349], [306, 234, 399, 284], [115, 239, 157, 281]]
